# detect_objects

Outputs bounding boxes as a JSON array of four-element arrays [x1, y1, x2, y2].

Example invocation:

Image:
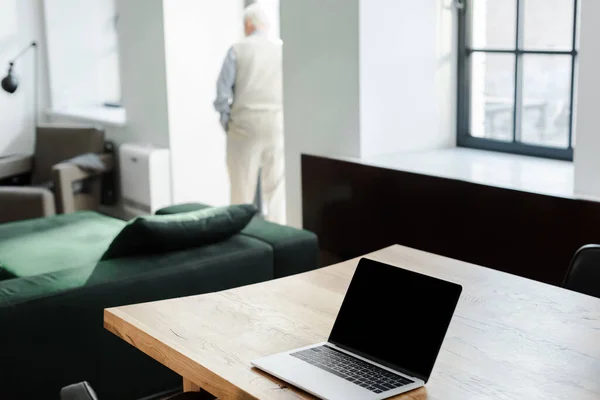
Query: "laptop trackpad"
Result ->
[[254, 352, 380, 400]]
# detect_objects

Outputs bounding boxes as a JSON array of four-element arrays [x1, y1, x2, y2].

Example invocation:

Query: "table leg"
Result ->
[[183, 377, 201, 392]]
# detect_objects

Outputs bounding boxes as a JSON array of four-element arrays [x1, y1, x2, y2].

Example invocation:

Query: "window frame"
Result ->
[[456, 0, 579, 161]]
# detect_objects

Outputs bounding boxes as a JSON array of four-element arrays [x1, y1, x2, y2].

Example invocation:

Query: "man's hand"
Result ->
[[220, 113, 230, 133]]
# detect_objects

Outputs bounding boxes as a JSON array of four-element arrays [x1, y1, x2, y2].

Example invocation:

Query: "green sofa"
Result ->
[[0, 204, 319, 400]]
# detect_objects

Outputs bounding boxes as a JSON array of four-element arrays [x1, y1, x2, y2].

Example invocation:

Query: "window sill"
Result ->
[[339, 147, 576, 200], [46, 106, 127, 128]]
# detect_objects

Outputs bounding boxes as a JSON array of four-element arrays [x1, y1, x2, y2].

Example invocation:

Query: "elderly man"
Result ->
[[214, 4, 285, 224]]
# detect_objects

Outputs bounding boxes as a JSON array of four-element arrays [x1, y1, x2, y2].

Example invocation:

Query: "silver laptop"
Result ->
[[252, 258, 462, 400]]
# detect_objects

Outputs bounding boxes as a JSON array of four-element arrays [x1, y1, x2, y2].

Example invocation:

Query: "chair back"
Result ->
[[32, 126, 105, 185], [563, 244, 600, 299]]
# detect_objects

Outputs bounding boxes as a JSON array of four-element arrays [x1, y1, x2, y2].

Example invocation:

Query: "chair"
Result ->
[[0, 126, 113, 223], [60, 381, 214, 400], [563, 244, 600, 299]]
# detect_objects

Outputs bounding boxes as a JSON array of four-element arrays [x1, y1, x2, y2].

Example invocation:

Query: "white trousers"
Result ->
[[227, 111, 286, 224]]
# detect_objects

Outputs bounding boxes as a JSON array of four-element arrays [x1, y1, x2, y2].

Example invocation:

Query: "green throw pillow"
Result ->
[[101, 204, 257, 260]]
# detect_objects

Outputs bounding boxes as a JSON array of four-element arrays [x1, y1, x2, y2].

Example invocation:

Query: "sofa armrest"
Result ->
[[52, 154, 114, 213], [0, 154, 33, 181], [241, 218, 320, 278], [0, 187, 56, 223]]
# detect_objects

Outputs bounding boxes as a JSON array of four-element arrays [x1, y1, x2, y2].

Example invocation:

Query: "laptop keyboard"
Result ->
[[290, 345, 413, 394]]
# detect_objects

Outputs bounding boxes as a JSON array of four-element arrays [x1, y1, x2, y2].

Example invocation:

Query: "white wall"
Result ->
[[281, 0, 361, 227], [252, 0, 280, 38], [359, 0, 455, 157], [55, 0, 243, 209], [162, 0, 244, 206], [281, 0, 456, 227], [43, 0, 120, 108], [50, 0, 169, 148], [115, 0, 170, 147], [0, 0, 50, 156], [360, 0, 456, 157], [573, 0, 600, 200]]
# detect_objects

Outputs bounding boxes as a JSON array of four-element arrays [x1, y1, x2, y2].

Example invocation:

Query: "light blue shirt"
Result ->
[[214, 47, 237, 131]]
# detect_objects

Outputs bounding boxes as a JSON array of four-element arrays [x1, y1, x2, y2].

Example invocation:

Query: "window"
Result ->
[[457, 0, 579, 160], [44, 0, 121, 109]]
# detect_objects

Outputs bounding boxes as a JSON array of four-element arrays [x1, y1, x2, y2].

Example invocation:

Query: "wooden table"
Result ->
[[104, 245, 600, 400]]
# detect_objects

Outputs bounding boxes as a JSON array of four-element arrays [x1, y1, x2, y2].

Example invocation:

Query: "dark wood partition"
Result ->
[[302, 154, 600, 286]]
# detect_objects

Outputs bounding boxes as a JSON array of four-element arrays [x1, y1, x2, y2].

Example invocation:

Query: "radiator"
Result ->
[[119, 143, 172, 216]]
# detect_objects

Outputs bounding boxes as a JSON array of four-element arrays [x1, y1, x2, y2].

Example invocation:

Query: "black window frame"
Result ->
[[457, 0, 579, 161]]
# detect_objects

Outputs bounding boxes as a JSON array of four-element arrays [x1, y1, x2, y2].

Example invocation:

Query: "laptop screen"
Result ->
[[328, 258, 462, 382]]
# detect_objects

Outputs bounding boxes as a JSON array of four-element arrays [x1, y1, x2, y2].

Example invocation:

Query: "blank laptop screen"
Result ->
[[328, 258, 462, 382]]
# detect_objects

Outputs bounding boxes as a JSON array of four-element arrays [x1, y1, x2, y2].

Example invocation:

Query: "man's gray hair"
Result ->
[[244, 3, 270, 30]]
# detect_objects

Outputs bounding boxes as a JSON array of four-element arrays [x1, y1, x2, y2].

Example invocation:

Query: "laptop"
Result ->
[[251, 258, 462, 400]]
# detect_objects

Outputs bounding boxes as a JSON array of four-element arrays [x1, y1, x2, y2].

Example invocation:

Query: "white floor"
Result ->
[[337, 147, 576, 200]]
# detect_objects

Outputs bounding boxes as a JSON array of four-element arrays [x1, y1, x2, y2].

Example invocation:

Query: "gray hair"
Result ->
[[244, 3, 270, 30]]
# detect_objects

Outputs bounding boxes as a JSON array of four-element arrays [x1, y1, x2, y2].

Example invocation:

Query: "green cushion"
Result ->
[[0, 211, 125, 279], [156, 203, 211, 215], [155, 202, 320, 278], [101, 204, 258, 260]]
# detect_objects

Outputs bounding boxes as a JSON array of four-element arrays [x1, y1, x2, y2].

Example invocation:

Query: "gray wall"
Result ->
[[116, 0, 170, 147], [281, 0, 361, 227]]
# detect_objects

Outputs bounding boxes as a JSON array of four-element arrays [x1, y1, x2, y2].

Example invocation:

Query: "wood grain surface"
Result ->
[[183, 378, 201, 392], [104, 245, 600, 400]]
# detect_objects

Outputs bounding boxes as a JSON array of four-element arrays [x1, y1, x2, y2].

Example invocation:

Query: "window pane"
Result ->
[[471, 0, 516, 49], [519, 55, 571, 148], [523, 0, 575, 50], [470, 53, 515, 141]]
